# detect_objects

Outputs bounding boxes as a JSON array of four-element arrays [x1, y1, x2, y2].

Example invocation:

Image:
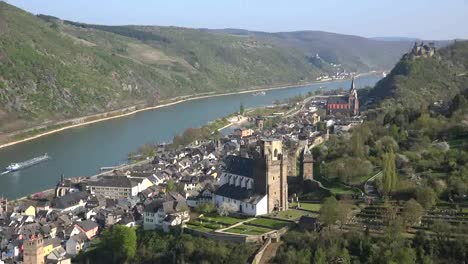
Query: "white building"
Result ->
[[143, 193, 190, 231], [65, 233, 88, 256], [213, 156, 268, 216], [86, 176, 152, 199]]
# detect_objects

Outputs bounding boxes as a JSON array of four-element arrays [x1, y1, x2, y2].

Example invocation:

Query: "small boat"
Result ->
[[5, 154, 50, 172], [252, 91, 266, 96]]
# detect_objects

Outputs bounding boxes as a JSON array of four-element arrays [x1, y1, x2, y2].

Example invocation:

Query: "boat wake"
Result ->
[[0, 171, 9, 175]]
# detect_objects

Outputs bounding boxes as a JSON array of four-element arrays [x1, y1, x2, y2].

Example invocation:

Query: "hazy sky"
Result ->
[[6, 0, 468, 39]]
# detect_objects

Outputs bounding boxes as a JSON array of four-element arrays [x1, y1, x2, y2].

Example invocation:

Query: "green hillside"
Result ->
[[369, 41, 468, 110], [209, 29, 416, 71], [0, 2, 414, 132], [0, 2, 322, 131]]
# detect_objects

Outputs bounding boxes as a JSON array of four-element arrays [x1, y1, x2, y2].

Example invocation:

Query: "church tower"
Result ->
[[300, 146, 314, 182], [348, 77, 359, 116], [254, 139, 288, 213], [23, 235, 44, 264], [0, 197, 7, 214]]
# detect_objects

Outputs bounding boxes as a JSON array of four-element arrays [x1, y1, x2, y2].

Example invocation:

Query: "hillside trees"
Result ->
[[100, 225, 137, 263], [382, 150, 398, 195]]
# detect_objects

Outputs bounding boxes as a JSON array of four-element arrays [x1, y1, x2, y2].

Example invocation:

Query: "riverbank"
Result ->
[[0, 72, 382, 150]]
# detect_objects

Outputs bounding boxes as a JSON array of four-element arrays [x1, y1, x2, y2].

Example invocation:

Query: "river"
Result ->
[[0, 75, 381, 199]]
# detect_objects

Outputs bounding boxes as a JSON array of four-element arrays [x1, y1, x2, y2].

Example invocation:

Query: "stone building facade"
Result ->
[[214, 138, 289, 215], [300, 147, 314, 182], [254, 139, 288, 213], [23, 236, 44, 264]]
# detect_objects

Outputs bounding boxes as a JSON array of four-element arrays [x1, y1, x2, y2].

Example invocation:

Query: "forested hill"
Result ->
[[208, 29, 418, 71], [1, 2, 412, 132], [369, 41, 468, 110]]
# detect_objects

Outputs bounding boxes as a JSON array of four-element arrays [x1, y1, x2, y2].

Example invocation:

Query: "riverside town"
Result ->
[[0, 1, 467, 264]]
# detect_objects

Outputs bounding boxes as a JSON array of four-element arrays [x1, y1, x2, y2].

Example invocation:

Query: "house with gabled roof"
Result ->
[[143, 193, 189, 231]]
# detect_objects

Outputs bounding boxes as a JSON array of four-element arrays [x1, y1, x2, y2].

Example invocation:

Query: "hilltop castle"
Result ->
[[410, 42, 436, 58]]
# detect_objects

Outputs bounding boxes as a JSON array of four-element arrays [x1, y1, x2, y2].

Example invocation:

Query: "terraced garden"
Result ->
[[224, 224, 275, 235], [248, 218, 291, 229], [271, 209, 317, 221], [186, 214, 248, 232]]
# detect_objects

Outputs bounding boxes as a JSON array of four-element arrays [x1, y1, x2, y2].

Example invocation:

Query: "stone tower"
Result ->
[[0, 197, 7, 214], [254, 139, 288, 213], [23, 235, 44, 264], [255, 117, 265, 130], [300, 146, 314, 182], [348, 77, 359, 116]]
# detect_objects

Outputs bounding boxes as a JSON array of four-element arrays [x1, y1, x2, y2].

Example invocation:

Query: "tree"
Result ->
[[218, 202, 237, 216], [316, 122, 327, 132], [382, 149, 398, 195], [382, 199, 399, 226], [195, 202, 216, 215], [336, 201, 353, 229], [101, 225, 137, 263], [166, 179, 177, 193], [313, 247, 327, 264], [138, 143, 156, 157], [239, 103, 245, 115], [401, 199, 424, 230], [416, 186, 437, 209], [319, 196, 339, 228]]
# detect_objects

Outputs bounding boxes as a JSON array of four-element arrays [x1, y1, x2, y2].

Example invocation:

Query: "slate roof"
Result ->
[[223, 155, 255, 178], [43, 238, 61, 248], [53, 192, 88, 210], [144, 198, 188, 214], [76, 220, 98, 232], [327, 96, 348, 104], [86, 176, 140, 188], [214, 184, 265, 204], [69, 233, 88, 244]]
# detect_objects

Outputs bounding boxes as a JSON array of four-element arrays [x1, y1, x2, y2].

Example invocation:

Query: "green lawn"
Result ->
[[187, 214, 248, 231], [290, 202, 322, 212], [201, 214, 248, 225], [187, 220, 227, 231], [314, 164, 360, 195], [247, 218, 291, 229], [271, 209, 317, 220], [185, 223, 216, 233], [299, 202, 321, 212], [225, 224, 274, 235]]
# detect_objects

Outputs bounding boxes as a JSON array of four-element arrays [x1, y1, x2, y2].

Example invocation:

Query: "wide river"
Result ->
[[0, 75, 381, 199]]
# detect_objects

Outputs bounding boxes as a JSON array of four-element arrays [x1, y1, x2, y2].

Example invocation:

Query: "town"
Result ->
[[1, 72, 468, 263], [0, 79, 365, 264]]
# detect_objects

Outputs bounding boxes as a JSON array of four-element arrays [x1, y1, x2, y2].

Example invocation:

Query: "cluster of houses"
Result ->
[[0, 79, 363, 264]]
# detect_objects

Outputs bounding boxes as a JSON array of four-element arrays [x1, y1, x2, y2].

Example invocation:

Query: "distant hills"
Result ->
[[369, 40, 468, 110], [0, 2, 437, 132], [209, 29, 416, 71]]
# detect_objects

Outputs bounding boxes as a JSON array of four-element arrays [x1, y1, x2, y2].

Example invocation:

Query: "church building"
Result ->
[[326, 78, 359, 116], [213, 138, 288, 216]]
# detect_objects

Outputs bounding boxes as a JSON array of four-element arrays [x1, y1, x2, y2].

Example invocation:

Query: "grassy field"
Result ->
[[201, 214, 248, 225], [185, 223, 216, 233], [187, 214, 247, 232], [313, 164, 360, 195], [247, 218, 291, 229], [225, 224, 274, 235], [292, 202, 321, 212], [271, 209, 318, 221]]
